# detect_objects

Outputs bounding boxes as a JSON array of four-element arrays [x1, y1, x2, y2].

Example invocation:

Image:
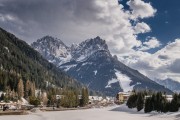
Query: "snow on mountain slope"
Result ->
[[105, 70, 135, 92], [32, 36, 173, 96], [116, 71, 134, 92]]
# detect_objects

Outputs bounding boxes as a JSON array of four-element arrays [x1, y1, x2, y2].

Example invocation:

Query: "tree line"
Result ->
[[127, 91, 180, 113], [0, 78, 89, 108]]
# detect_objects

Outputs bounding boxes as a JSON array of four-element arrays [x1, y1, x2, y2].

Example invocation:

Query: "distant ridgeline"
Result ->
[[0, 27, 83, 95]]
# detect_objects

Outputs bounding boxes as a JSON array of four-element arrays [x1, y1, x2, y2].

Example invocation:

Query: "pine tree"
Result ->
[[151, 93, 156, 111], [161, 96, 169, 113], [11, 89, 16, 101], [25, 80, 31, 98], [144, 97, 153, 113], [17, 79, 24, 99], [29, 96, 41, 107], [177, 93, 180, 107], [0, 93, 4, 101], [127, 93, 138, 109], [169, 94, 179, 112], [42, 92, 48, 106], [85, 88, 89, 105], [74, 91, 80, 107], [156, 92, 163, 112], [80, 88, 89, 107], [137, 93, 144, 111], [30, 81, 35, 97]]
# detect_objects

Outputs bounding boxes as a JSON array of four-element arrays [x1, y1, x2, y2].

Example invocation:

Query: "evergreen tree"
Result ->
[[80, 87, 89, 107], [42, 92, 48, 106], [0, 93, 4, 101], [161, 97, 169, 113], [74, 91, 80, 107], [177, 93, 180, 107], [17, 79, 24, 99], [169, 94, 179, 112], [127, 93, 138, 108], [29, 96, 41, 107], [137, 93, 144, 111], [85, 88, 89, 105], [151, 93, 157, 111], [11, 89, 16, 101], [144, 97, 153, 113], [30, 81, 36, 97], [25, 79, 31, 98], [156, 92, 163, 112]]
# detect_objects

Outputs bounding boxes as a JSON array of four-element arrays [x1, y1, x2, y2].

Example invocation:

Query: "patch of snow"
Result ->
[[4, 46, 9, 53], [63, 64, 77, 71], [9, 105, 16, 110], [0, 91, 5, 96], [105, 78, 119, 88], [115, 70, 134, 92], [94, 70, 97, 75], [49, 59, 56, 63], [30, 108, 42, 113], [76, 54, 87, 62], [82, 62, 87, 66], [136, 82, 141, 85], [21, 98, 29, 105], [105, 70, 135, 92], [58, 54, 72, 65], [111, 104, 144, 113]]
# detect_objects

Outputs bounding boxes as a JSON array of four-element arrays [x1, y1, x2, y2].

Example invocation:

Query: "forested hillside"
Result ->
[[0, 27, 82, 93]]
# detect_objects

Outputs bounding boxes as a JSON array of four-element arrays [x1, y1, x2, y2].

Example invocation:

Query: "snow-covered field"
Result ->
[[0, 104, 179, 120]]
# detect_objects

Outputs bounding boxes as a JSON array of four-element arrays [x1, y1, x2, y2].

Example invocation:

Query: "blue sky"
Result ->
[[121, 0, 180, 49], [142, 0, 180, 44]]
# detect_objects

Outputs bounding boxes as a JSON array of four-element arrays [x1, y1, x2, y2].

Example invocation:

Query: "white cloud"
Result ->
[[127, 0, 157, 19], [120, 39, 180, 82], [168, 59, 180, 73], [138, 37, 161, 51], [134, 22, 151, 34], [144, 37, 161, 48], [155, 39, 180, 61]]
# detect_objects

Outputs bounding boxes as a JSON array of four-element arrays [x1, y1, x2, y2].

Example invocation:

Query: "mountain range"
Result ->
[[32, 36, 173, 96]]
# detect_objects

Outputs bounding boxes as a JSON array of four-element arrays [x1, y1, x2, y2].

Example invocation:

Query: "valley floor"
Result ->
[[0, 104, 179, 120]]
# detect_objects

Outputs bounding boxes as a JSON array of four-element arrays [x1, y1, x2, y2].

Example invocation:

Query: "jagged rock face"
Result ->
[[31, 36, 71, 65], [71, 36, 108, 61], [32, 36, 173, 96]]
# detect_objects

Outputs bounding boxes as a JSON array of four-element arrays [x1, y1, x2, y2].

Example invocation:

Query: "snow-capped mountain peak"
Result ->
[[32, 36, 172, 96], [32, 36, 71, 65], [71, 36, 109, 62]]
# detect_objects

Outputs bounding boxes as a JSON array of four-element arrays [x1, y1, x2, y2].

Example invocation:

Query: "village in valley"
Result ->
[[0, 88, 115, 114], [0, 86, 175, 115]]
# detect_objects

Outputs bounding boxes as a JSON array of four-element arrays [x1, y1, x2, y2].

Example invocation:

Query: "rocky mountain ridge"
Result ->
[[32, 36, 173, 96]]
